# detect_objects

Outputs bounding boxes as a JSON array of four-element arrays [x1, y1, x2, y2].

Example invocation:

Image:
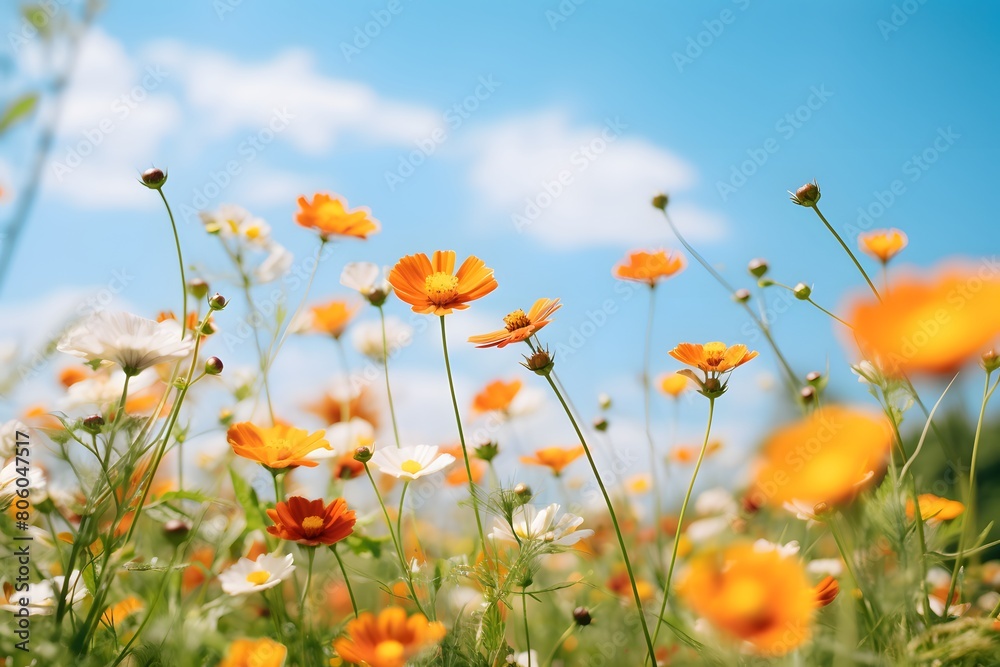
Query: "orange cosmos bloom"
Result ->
[[846, 265, 1000, 376], [227, 422, 330, 469], [613, 249, 686, 286], [295, 193, 379, 240], [906, 494, 964, 522], [520, 445, 585, 476], [669, 342, 758, 376], [813, 575, 840, 608], [220, 637, 288, 667], [471, 379, 522, 414], [670, 441, 721, 464], [442, 445, 485, 486], [749, 406, 893, 509], [677, 542, 816, 656], [308, 298, 358, 338], [58, 366, 91, 388], [388, 250, 497, 316], [858, 228, 908, 264], [307, 385, 380, 428], [468, 298, 561, 348], [333, 607, 446, 667], [266, 496, 356, 547], [658, 372, 691, 398], [101, 596, 143, 629]]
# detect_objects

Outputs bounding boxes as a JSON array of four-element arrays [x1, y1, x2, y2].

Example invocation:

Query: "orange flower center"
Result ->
[[703, 342, 727, 367], [375, 640, 405, 662], [401, 460, 424, 474], [246, 570, 271, 586], [503, 309, 531, 331], [425, 272, 459, 304], [301, 516, 325, 535]]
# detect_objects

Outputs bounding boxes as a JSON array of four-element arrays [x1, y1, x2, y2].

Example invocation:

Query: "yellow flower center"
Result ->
[[401, 459, 424, 475], [425, 272, 459, 304], [503, 309, 531, 332], [246, 570, 271, 586], [703, 341, 727, 367], [374, 640, 405, 662], [723, 575, 769, 619], [301, 515, 325, 535], [245, 224, 262, 240]]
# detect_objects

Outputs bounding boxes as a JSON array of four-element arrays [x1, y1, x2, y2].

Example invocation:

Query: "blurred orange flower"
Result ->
[[307, 385, 380, 428], [468, 298, 561, 348], [677, 542, 816, 655], [613, 249, 686, 286], [220, 637, 287, 667], [267, 496, 356, 546], [442, 445, 485, 486], [669, 342, 758, 376], [847, 266, 1000, 375], [58, 366, 90, 388], [227, 422, 330, 469], [333, 607, 446, 667], [101, 596, 143, 629], [906, 494, 964, 522], [858, 228, 908, 264], [388, 250, 497, 316], [670, 441, 721, 464], [813, 575, 840, 608], [309, 299, 358, 338], [295, 193, 379, 239], [749, 406, 892, 508], [520, 445, 585, 476], [471, 379, 522, 414]]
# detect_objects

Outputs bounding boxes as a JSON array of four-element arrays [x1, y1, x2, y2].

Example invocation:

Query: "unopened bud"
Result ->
[[757, 278, 775, 288], [793, 283, 812, 300], [598, 393, 612, 410], [353, 446, 373, 463], [982, 349, 1000, 373], [651, 193, 668, 210], [733, 288, 751, 303], [573, 606, 592, 626], [188, 279, 209, 299], [513, 482, 532, 500], [521, 348, 554, 376], [805, 371, 822, 385], [163, 519, 191, 545], [208, 293, 228, 310], [83, 414, 105, 431], [790, 180, 821, 207], [205, 357, 224, 376], [366, 288, 390, 308], [747, 258, 769, 278], [140, 167, 168, 189], [800, 386, 816, 403], [474, 441, 500, 463]]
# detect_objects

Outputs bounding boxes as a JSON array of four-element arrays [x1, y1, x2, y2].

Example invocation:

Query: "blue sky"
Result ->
[[2, 1, 997, 500]]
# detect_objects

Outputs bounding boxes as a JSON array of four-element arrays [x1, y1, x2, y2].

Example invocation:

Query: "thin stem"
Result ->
[[642, 286, 666, 572], [333, 544, 359, 618], [650, 397, 715, 652], [438, 316, 488, 551], [157, 188, 188, 335], [299, 546, 316, 636], [397, 482, 409, 558], [379, 305, 402, 448], [543, 623, 575, 667], [334, 336, 352, 423], [267, 239, 327, 373], [239, 268, 275, 424], [810, 204, 881, 302], [522, 587, 532, 666], [543, 373, 656, 664]]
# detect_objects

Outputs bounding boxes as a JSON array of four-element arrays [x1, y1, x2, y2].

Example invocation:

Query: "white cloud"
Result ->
[[462, 111, 727, 249]]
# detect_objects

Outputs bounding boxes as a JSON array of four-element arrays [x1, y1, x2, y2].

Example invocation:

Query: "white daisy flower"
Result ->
[[1, 571, 88, 615], [753, 539, 800, 558], [694, 487, 738, 517], [369, 444, 455, 480], [199, 204, 271, 247], [0, 420, 29, 459], [508, 651, 539, 666], [351, 317, 413, 363], [0, 459, 47, 508], [254, 243, 294, 284], [57, 312, 194, 375], [340, 262, 391, 299], [219, 553, 295, 596], [684, 516, 730, 544], [308, 418, 374, 460], [489, 503, 593, 548], [61, 369, 156, 410]]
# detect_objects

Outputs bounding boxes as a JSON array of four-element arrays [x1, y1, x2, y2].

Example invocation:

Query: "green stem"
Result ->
[[810, 204, 881, 302], [239, 269, 276, 424], [157, 187, 188, 334], [299, 546, 316, 661], [543, 623, 575, 667], [650, 397, 715, 652], [333, 544, 359, 618], [642, 286, 666, 573], [379, 305, 402, 448], [334, 336, 352, 423], [522, 587, 532, 666], [543, 374, 656, 664]]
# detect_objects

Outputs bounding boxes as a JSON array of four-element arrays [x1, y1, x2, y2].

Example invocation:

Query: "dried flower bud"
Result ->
[[353, 446, 373, 463], [573, 606, 592, 626], [789, 180, 821, 207], [651, 193, 669, 210], [733, 288, 751, 303], [793, 283, 812, 300], [140, 167, 168, 189], [205, 357, 224, 376], [208, 293, 228, 311], [747, 258, 769, 278], [800, 386, 816, 403], [188, 278, 209, 299]]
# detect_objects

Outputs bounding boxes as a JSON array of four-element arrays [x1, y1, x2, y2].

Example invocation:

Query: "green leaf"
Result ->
[[344, 532, 389, 559], [229, 467, 267, 533], [155, 490, 216, 505], [0, 93, 39, 135]]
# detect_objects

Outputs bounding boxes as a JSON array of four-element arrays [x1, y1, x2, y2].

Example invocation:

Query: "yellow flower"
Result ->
[[308, 299, 358, 338], [295, 193, 379, 239], [677, 542, 816, 656], [749, 406, 892, 508], [226, 422, 331, 470], [333, 607, 446, 667], [658, 372, 691, 398], [520, 445, 585, 476], [388, 250, 497, 316], [858, 228, 908, 264], [612, 249, 686, 286], [220, 637, 287, 667], [906, 494, 964, 522]]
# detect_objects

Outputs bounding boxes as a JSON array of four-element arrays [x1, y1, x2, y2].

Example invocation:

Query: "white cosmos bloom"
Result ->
[[57, 312, 194, 375], [219, 553, 295, 596], [753, 539, 800, 558], [507, 386, 544, 418], [308, 418, 374, 460], [200, 204, 271, 247], [351, 318, 413, 362], [0, 420, 29, 459], [489, 503, 593, 548], [806, 558, 844, 578], [685, 516, 730, 544], [0, 459, 47, 508], [1, 570, 88, 615], [254, 243, 294, 283], [508, 651, 539, 666], [61, 369, 156, 410], [694, 487, 738, 517], [369, 444, 455, 480], [340, 262, 391, 298]]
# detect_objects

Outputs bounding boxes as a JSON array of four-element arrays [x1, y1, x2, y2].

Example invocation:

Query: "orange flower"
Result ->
[[58, 366, 90, 388], [388, 250, 497, 316], [333, 607, 446, 667], [307, 385, 380, 428], [669, 342, 758, 376], [227, 422, 330, 469], [308, 299, 358, 338], [332, 451, 366, 480], [471, 379, 522, 414], [858, 228, 908, 263], [846, 265, 1000, 376], [613, 249, 686, 286], [813, 575, 839, 608], [658, 372, 691, 398], [670, 441, 721, 464], [101, 596, 143, 629], [906, 494, 964, 522], [468, 298, 561, 348], [677, 542, 816, 656], [266, 496, 356, 547], [295, 193, 379, 240], [442, 445, 485, 486], [520, 445, 585, 476], [220, 637, 287, 667], [607, 570, 656, 601], [182, 547, 216, 592], [749, 406, 893, 509]]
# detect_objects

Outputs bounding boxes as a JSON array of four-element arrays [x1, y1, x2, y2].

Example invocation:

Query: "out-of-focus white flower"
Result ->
[[508, 386, 544, 418], [597, 392, 612, 410], [806, 558, 844, 578], [370, 444, 455, 480], [340, 262, 390, 299], [351, 318, 413, 362], [508, 651, 539, 666], [489, 503, 593, 548], [0, 459, 47, 507], [447, 586, 484, 615], [1, 571, 87, 615], [851, 360, 880, 385], [753, 539, 800, 558], [783, 499, 823, 522], [199, 204, 271, 247], [61, 369, 156, 410], [0, 340, 16, 366], [308, 418, 374, 460], [685, 516, 730, 544], [0, 420, 29, 459], [695, 487, 738, 517], [219, 553, 295, 596], [254, 243, 293, 283], [57, 312, 194, 375]]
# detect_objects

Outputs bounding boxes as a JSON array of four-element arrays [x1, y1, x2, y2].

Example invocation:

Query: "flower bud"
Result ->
[[592, 416, 608, 432], [353, 446, 373, 463], [219, 408, 234, 426], [573, 606, 592, 626], [474, 441, 500, 463], [733, 288, 751, 303], [982, 349, 1000, 373], [513, 482, 532, 501], [205, 357, 224, 376], [757, 278, 774, 288], [793, 283, 812, 300], [805, 371, 823, 385], [747, 258, 769, 278], [598, 393, 612, 410], [83, 414, 105, 431], [366, 288, 390, 308], [163, 519, 191, 545], [140, 167, 168, 189], [651, 193, 668, 210], [789, 180, 821, 207], [188, 278, 210, 299], [208, 293, 228, 310], [521, 348, 554, 376], [800, 386, 816, 403]]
